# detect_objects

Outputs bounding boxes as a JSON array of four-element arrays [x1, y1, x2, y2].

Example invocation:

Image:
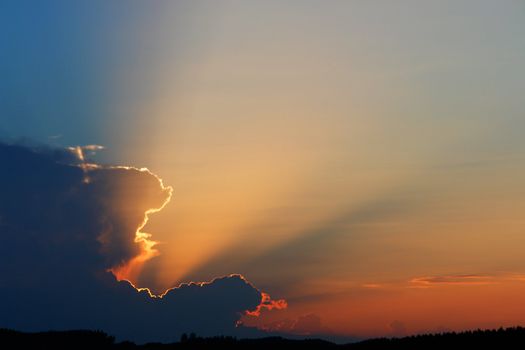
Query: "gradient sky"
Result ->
[[2, 0, 525, 338]]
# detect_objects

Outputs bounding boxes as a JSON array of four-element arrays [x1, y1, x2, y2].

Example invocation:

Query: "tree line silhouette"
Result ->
[[2, 326, 525, 349]]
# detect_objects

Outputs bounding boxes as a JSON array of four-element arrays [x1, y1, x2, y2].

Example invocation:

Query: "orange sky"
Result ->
[[240, 274, 525, 337], [97, 0, 525, 339]]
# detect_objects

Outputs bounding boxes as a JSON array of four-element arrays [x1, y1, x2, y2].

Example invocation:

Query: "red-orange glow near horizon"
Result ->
[[110, 167, 173, 283], [245, 273, 525, 338]]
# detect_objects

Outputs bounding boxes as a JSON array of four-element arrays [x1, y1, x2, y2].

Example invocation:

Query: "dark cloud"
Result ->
[[0, 142, 283, 343]]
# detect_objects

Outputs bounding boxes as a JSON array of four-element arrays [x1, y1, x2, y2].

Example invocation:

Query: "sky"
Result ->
[[1, 0, 525, 341]]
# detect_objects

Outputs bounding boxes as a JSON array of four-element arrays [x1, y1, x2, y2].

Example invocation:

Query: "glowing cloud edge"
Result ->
[[68, 145, 287, 318]]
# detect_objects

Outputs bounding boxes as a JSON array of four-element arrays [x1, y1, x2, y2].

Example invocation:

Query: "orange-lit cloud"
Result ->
[[110, 166, 173, 283], [66, 145, 175, 283], [245, 292, 288, 317]]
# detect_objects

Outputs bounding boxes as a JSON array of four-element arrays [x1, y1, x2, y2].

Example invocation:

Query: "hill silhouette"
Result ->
[[2, 326, 525, 349]]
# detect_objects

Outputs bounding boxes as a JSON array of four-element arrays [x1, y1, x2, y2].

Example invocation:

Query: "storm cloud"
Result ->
[[0, 142, 283, 343]]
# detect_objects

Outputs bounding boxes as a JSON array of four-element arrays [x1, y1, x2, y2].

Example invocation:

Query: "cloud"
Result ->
[[409, 273, 525, 288], [410, 274, 496, 287], [0, 142, 285, 343], [67, 144, 105, 160], [245, 292, 288, 317]]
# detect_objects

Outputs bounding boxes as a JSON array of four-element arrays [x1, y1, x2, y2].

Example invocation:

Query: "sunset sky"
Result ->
[[1, 0, 525, 340]]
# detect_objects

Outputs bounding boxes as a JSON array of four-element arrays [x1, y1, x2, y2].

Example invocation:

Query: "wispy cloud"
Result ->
[[410, 274, 495, 287], [409, 273, 525, 288]]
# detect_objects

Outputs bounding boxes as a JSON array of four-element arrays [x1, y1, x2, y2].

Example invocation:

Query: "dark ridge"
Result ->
[[2, 326, 525, 349]]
